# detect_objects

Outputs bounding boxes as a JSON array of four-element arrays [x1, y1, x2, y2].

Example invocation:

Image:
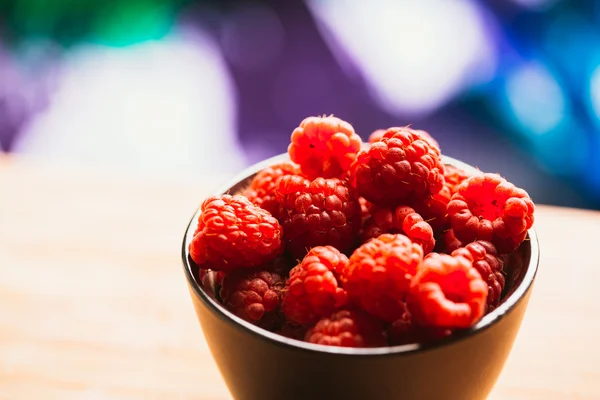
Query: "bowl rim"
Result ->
[[181, 153, 540, 357]]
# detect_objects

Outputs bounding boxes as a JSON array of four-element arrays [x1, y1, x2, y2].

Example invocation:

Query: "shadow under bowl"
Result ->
[[181, 154, 539, 400]]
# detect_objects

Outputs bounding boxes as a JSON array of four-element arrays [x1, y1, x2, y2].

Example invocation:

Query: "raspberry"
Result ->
[[288, 115, 363, 179], [361, 206, 435, 254], [220, 269, 285, 328], [341, 233, 423, 322], [244, 161, 302, 218], [410, 184, 451, 233], [452, 241, 505, 311], [408, 253, 488, 328], [305, 309, 385, 348], [276, 175, 361, 258], [447, 173, 535, 253], [368, 129, 386, 144], [350, 127, 445, 206], [189, 195, 283, 271], [442, 229, 463, 253], [444, 164, 473, 195], [281, 246, 348, 325]]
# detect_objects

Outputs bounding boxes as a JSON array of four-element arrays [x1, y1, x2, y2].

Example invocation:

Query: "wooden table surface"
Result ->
[[0, 156, 599, 400]]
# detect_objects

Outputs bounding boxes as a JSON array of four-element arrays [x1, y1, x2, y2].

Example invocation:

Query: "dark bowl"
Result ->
[[181, 154, 539, 400]]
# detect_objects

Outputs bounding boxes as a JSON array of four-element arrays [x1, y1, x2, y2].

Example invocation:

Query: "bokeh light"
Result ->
[[307, 0, 497, 116], [14, 27, 245, 176], [504, 62, 567, 136]]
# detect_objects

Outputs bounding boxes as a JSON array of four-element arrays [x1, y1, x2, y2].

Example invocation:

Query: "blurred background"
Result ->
[[0, 0, 598, 208]]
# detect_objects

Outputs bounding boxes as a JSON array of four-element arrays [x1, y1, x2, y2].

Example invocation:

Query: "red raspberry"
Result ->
[[220, 269, 285, 328], [447, 173, 535, 253], [244, 161, 302, 218], [350, 127, 445, 206], [444, 164, 473, 195], [361, 206, 435, 254], [305, 309, 385, 348], [452, 241, 505, 311], [368, 129, 386, 144], [276, 175, 361, 258], [408, 253, 488, 328], [442, 229, 463, 253], [410, 184, 451, 233], [288, 115, 363, 179], [281, 246, 348, 325], [189, 195, 283, 271], [341, 233, 423, 322]]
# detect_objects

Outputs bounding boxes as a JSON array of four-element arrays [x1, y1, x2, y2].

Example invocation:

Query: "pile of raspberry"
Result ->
[[189, 115, 535, 348]]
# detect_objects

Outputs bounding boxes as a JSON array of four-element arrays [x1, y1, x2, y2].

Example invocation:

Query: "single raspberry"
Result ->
[[220, 269, 285, 328], [244, 161, 302, 218], [368, 129, 386, 144], [350, 127, 445, 206], [276, 175, 361, 258], [341, 233, 423, 322], [442, 229, 463, 253], [277, 322, 307, 340], [452, 241, 505, 311], [305, 309, 385, 348], [288, 115, 363, 179], [361, 206, 435, 254], [281, 246, 348, 325], [189, 195, 283, 271], [410, 184, 451, 233], [408, 253, 488, 328], [447, 173, 535, 253]]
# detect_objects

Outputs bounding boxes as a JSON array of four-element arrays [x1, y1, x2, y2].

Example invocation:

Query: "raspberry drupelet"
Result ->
[[288, 115, 363, 179], [361, 205, 435, 254], [452, 241, 505, 311], [305, 309, 386, 348], [350, 127, 445, 206], [244, 161, 302, 218], [408, 253, 488, 329], [276, 175, 361, 259], [447, 173, 535, 253], [189, 195, 283, 271], [220, 269, 285, 329], [341, 233, 424, 322], [281, 246, 348, 325]]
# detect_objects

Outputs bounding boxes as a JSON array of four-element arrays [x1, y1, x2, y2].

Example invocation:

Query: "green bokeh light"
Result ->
[[1, 0, 184, 47]]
